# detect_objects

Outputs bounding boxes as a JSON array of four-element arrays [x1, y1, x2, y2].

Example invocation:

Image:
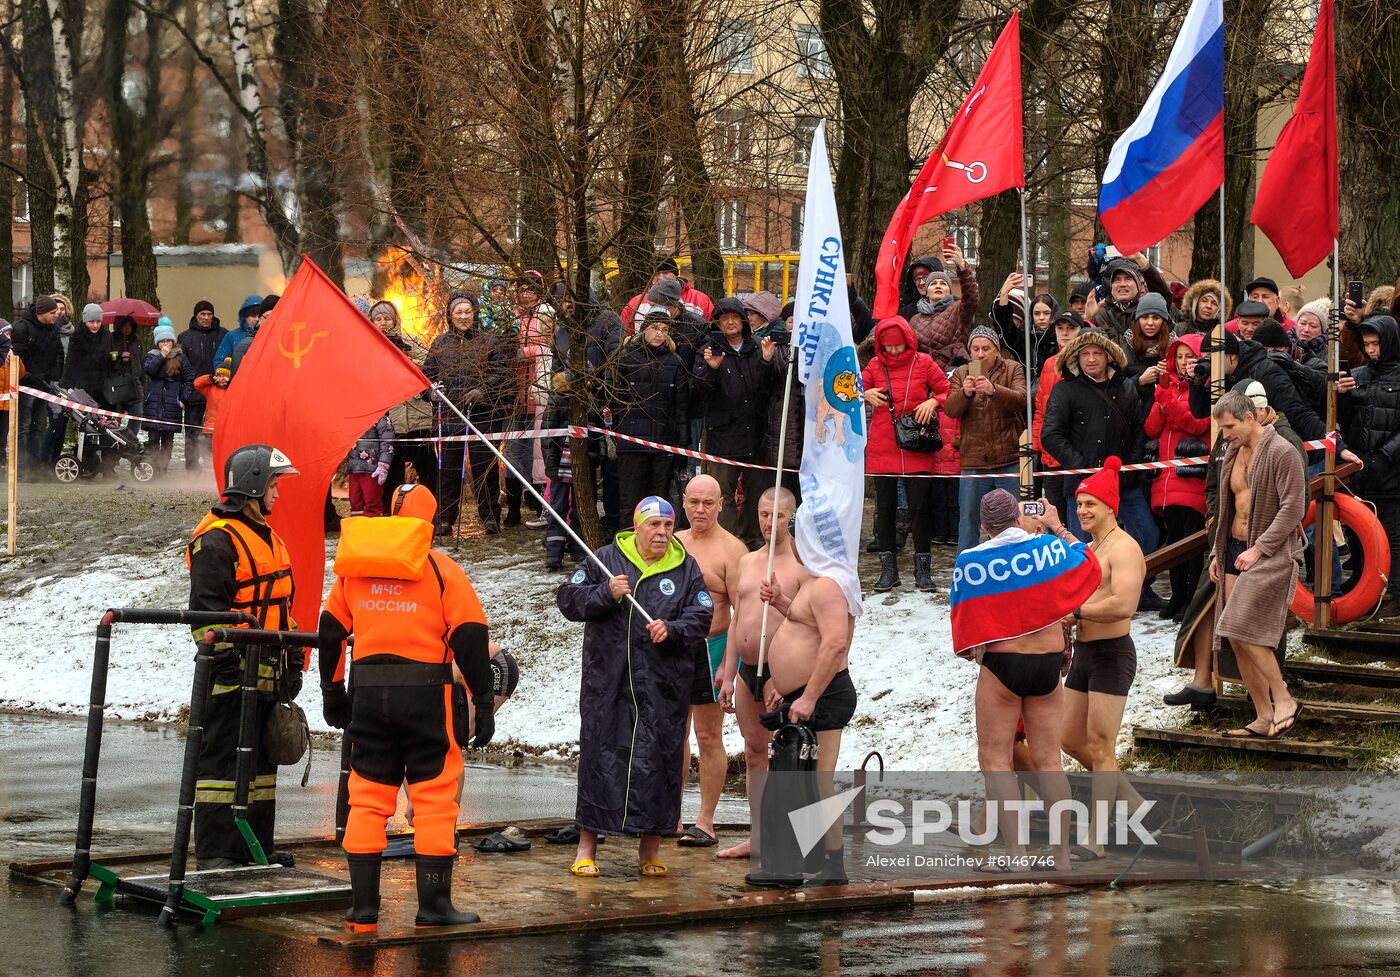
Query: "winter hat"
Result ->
[[742, 290, 782, 325], [448, 292, 476, 316], [713, 296, 747, 322], [1135, 293, 1171, 321], [1239, 380, 1269, 412], [81, 303, 104, 323], [1056, 329, 1128, 377], [214, 357, 233, 379], [153, 323, 177, 344], [647, 278, 684, 307], [33, 295, 58, 315], [369, 300, 399, 324], [259, 294, 280, 316], [1298, 297, 1331, 325], [193, 299, 215, 316], [656, 254, 680, 275], [239, 294, 263, 318], [1244, 276, 1279, 297], [1236, 300, 1270, 319], [1007, 287, 1026, 315], [1104, 258, 1144, 287], [968, 325, 1001, 350], [633, 495, 675, 528], [1076, 456, 1123, 514], [979, 488, 1020, 535], [1252, 320, 1291, 350], [1222, 330, 1241, 356], [924, 270, 953, 287], [352, 297, 372, 316], [1070, 281, 1094, 303]]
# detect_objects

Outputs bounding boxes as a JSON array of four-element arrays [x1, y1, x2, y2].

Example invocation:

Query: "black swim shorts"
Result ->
[[778, 669, 858, 732], [1064, 635, 1137, 697]]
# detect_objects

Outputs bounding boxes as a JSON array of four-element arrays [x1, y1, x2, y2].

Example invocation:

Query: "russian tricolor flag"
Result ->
[[1098, 0, 1224, 255], [950, 532, 1101, 659]]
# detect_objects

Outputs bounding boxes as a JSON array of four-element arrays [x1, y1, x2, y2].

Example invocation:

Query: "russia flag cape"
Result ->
[[950, 530, 1102, 659], [1098, 0, 1224, 256]]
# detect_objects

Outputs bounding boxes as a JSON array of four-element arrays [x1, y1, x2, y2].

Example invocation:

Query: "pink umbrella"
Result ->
[[101, 297, 162, 326]]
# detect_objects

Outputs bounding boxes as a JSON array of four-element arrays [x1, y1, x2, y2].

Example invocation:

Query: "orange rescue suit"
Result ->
[[321, 512, 490, 857]]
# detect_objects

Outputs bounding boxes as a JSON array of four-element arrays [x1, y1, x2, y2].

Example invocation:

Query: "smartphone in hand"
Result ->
[[1349, 280, 1365, 308]]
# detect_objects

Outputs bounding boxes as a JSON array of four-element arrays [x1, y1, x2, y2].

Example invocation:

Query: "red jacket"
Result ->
[[1143, 333, 1209, 514], [860, 317, 950, 475], [932, 411, 961, 475], [1032, 356, 1061, 468]]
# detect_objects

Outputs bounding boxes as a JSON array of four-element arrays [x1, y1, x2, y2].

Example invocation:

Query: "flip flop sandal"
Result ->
[[676, 826, 717, 848], [570, 858, 600, 877], [640, 860, 668, 878], [1265, 705, 1303, 739], [1070, 845, 1104, 862], [545, 825, 581, 845], [1222, 725, 1268, 738], [974, 861, 1014, 874], [473, 831, 530, 854]]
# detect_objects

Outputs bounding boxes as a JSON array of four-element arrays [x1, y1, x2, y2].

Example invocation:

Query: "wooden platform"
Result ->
[[1284, 659, 1400, 689], [11, 820, 1263, 947], [1131, 725, 1375, 768], [1212, 693, 1400, 725], [1301, 628, 1400, 660]]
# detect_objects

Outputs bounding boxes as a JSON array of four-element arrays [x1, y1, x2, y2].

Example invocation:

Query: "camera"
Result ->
[[1022, 501, 1045, 517], [1192, 358, 1211, 385]]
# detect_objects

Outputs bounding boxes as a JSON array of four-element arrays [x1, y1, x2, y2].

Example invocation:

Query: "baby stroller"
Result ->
[[50, 384, 154, 483]]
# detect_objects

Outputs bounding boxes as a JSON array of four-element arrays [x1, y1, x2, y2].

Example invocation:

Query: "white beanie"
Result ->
[[1298, 297, 1331, 324]]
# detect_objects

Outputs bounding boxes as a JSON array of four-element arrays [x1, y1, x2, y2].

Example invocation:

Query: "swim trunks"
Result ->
[[981, 651, 1062, 698], [774, 669, 858, 732], [1064, 634, 1137, 697], [690, 634, 728, 705], [1224, 536, 1248, 576]]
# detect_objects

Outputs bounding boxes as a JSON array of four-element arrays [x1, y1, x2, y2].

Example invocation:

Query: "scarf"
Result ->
[[917, 296, 956, 317]]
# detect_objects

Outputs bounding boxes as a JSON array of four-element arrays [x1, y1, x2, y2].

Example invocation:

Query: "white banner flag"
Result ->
[[793, 121, 866, 617]]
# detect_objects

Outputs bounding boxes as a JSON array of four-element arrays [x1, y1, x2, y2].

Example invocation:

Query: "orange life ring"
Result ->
[[1289, 493, 1391, 624]]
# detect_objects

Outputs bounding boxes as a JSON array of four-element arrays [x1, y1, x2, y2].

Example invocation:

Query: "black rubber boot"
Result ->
[[874, 552, 900, 592], [414, 855, 479, 927], [344, 852, 381, 932], [914, 553, 935, 592]]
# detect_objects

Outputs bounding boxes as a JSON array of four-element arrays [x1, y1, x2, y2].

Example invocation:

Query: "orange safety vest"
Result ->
[[186, 512, 295, 632]]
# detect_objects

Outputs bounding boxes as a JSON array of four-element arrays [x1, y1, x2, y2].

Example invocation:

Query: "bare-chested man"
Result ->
[[1210, 390, 1305, 739], [756, 553, 857, 882], [1047, 457, 1147, 860], [674, 475, 748, 847], [715, 487, 808, 860]]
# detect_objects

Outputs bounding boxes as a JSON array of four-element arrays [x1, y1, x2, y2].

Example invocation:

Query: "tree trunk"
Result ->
[[102, 0, 163, 305], [1337, 0, 1400, 284], [613, 21, 668, 305], [0, 38, 14, 316], [22, 0, 58, 298], [510, 0, 561, 277], [820, 0, 962, 303], [276, 0, 345, 286], [171, 0, 200, 246]]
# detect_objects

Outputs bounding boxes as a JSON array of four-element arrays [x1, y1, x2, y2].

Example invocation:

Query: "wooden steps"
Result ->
[[1301, 627, 1400, 660], [1131, 725, 1375, 768], [1212, 693, 1400, 725], [1283, 659, 1400, 689]]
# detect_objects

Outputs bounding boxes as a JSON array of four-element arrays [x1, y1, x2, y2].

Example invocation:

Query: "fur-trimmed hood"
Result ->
[[1056, 329, 1127, 378], [1181, 279, 1234, 324]]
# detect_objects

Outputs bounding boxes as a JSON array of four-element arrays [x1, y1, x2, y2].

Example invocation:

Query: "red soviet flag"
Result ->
[[871, 13, 1024, 319], [1250, 0, 1336, 278], [213, 256, 430, 639]]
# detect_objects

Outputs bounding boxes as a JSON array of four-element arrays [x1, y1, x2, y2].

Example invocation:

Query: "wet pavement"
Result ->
[[6, 713, 1400, 974]]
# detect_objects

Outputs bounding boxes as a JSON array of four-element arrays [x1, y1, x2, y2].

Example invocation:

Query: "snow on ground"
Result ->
[[0, 540, 1189, 771]]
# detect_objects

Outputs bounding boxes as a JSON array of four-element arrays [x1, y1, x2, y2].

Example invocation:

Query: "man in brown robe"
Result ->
[[1209, 390, 1307, 738]]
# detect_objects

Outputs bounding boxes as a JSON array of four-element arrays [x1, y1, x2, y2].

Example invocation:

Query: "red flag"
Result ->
[[1250, 0, 1336, 278], [212, 257, 429, 638], [872, 14, 1024, 319]]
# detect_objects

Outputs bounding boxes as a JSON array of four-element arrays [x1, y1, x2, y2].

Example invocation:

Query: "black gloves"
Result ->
[[321, 682, 351, 729], [469, 696, 495, 749], [281, 660, 304, 701]]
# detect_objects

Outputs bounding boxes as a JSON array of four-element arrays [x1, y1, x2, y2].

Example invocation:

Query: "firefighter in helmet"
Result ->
[[319, 483, 495, 931], [186, 444, 299, 868]]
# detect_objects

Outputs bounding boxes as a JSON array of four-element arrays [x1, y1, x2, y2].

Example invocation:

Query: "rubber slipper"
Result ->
[[1265, 705, 1303, 739], [676, 826, 717, 848], [473, 831, 530, 853], [640, 859, 668, 878], [974, 861, 1013, 874], [545, 825, 581, 845], [570, 857, 600, 877], [1222, 725, 1268, 738], [1070, 845, 1104, 862]]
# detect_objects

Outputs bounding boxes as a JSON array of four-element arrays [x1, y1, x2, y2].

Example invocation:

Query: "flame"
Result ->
[[377, 247, 442, 345]]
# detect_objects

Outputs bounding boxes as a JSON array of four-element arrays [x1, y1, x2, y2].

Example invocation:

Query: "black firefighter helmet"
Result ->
[[215, 444, 299, 513]]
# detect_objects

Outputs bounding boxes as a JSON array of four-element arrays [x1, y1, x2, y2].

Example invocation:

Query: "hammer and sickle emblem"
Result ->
[[278, 321, 329, 368]]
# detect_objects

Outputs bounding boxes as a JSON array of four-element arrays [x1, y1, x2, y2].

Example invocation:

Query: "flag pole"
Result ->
[[754, 344, 798, 699], [6, 355, 18, 555], [1210, 184, 1225, 694], [431, 386, 654, 623], [1017, 189, 1035, 500], [1314, 240, 1341, 630]]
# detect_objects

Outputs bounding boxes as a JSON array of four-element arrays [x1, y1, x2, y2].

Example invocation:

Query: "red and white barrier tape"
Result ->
[[6, 385, 1338, 480]]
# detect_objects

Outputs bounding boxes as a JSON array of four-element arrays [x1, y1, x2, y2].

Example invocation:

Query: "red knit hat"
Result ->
[[1076, 456, 1122, 514]]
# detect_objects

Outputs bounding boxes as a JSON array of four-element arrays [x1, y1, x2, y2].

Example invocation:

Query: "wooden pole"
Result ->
[[7, 352, 18, 555], [1210, 186, 1225, 693], [1313, 239, 1341, 630], [1018, 190, 1035, 500]]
